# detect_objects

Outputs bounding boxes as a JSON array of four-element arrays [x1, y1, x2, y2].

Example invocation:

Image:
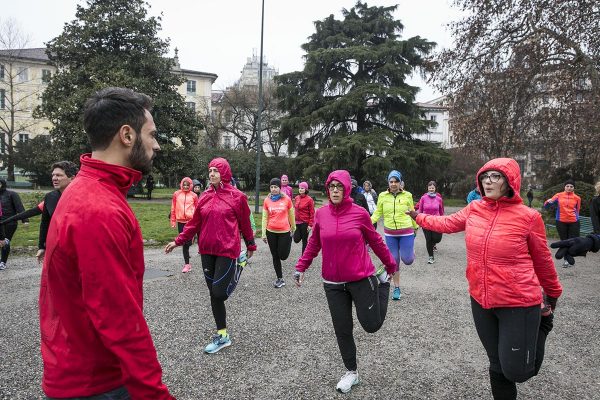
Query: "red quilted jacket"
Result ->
[[416, 158, 562, 309]]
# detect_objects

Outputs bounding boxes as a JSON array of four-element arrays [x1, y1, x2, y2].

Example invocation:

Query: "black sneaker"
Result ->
[[273, 278, 285, 288]]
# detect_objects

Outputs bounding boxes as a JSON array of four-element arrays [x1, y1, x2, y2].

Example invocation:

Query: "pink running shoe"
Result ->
[[182, 264, 192, 273]]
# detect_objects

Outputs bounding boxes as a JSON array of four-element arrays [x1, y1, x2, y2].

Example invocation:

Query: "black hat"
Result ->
[[270, 178, 281, 188], [564, 179, 575, 187], [351, 178, 358, 188]]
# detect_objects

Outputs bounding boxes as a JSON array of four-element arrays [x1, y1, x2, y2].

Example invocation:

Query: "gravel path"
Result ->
[[1, 208, 599, 399]]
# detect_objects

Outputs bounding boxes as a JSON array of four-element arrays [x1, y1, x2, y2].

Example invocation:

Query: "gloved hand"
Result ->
[[545, 295, 558, 312], [550, 237, 594, 265]]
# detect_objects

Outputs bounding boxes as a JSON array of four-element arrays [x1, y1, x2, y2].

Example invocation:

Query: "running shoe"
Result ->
[[204, 334, 231, 354], [427, 256, 435, 264], [273, 278, 286, 288], [336, 370, 359, 393], [562, 260, 571, 268], [181, 264, 192, 273], [392, 286, 401, 300], [0, 262, 5, 271]]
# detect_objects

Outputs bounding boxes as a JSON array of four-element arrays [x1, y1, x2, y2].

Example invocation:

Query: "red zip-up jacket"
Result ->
[[39, 154, 174, 399], [294, 194, 315, 226], [176, 158, 256, 259], [416, 158, 562, 309]]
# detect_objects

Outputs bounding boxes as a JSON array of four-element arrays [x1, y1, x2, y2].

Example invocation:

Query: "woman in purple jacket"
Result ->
[[415, 181, 445, 264], [294, 170, 396, 394]]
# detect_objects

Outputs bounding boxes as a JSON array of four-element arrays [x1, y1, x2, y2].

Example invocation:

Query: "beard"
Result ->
[[129, 135, 154, 175]]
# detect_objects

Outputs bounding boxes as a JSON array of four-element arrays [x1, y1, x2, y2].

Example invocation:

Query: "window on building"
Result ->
[[42, 69, 52, 83], [186, 102, 196, 112], [19, 133, 30, 143], [223, 136, 232, 149], [0, 89, 5, 109], [187, 80, 196, 93], [430, 115, 437, 122], [0, 64, 4, 80], [17, 67, 28, 82]]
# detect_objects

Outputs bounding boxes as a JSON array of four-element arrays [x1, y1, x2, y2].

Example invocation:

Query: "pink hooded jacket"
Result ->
[[295, 170, 396, 281], [416, 158, 562, 309], [175, 158, 256, 259]]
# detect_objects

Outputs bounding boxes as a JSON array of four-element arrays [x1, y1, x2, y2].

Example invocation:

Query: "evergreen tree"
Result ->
[[275, 1, 442, 181], [37, 0, 202, 174]]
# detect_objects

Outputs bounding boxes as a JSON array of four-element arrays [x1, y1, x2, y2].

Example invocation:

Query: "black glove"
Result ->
[[550, 237, 594, 266], [545, 295, 558, 312]]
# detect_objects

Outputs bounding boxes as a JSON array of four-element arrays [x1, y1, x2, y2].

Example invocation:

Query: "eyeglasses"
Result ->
[[479, 173, 503, 183], [328, 183, 344, 191]]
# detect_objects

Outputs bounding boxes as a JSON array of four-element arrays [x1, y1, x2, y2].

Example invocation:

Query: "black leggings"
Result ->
[[1, 223, 17, 264], [266, 230, 292, 279], [177, 222, 192, 264], [201, 254, 237, 330], [324, 277, 391, 371], [422, 228, 442, 257], [556, 220, 580, 241], [293, 223, 309, 254], [471, 297, 553, 399]]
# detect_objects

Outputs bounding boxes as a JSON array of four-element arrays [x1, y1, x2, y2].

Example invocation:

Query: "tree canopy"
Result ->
[[275, 1, 444, 183], [435, 0, 600, 181], [37, 0, 202, 175]]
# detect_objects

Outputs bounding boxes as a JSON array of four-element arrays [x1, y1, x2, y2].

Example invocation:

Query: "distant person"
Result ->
[[350, 178, 369, 213], [40, 87, 174, 398], [36, 161, 79, 264], [414, 181, 444, 264], [362, 180, 378, 217], [466, 186, 482, 203], [293, 182, 315, 255], [170, 177, 198, 273], [408, 158, 562, 400], [165, 157, 256, 354], [192, 179, 203, 195], [526, 186, 534, 207], [543, 179, 581, 268], [0, 179, 28, 270], [145, 174, 155, 200], [592, 181, 600, 234], [280, 174, 293, 199], [262, 177, 295, 288]]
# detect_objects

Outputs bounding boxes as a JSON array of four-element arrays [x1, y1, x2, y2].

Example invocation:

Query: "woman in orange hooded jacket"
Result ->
[[170, 176, 198, 273], [408, 158, 562, 400]]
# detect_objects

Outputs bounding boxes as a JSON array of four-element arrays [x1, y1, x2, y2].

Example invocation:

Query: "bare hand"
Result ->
[[36, 249, 45, 265], [164, 241, 177, 254], [247, 250, 254, 259], [294, 271, 304, 287], [406, 210, 418, 220]]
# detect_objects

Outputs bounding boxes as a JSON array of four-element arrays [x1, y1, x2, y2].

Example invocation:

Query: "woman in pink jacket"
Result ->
[[408, 158, 562, 400], [170, 176, 198, 273], [414, 180, 444, 264], [165, 158, 256, 354], [295, 170, 396, 394]]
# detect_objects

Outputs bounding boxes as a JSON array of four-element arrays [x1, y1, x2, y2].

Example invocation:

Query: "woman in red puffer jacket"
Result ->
[[408, 158, 562, 400]]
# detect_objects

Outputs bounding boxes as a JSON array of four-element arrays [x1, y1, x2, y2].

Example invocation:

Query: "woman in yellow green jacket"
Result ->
[[371, 170, 418, 300]]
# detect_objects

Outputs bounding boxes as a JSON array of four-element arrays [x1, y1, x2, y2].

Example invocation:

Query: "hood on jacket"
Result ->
[[192, 179, 201, 188], [325, 170, 352, 203], [208, 157, 232, 184], [179, 176, 193, 191], [476, 158, 522, 203]]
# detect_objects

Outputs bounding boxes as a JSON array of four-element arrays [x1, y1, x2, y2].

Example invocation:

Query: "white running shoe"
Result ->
[[336, 370, 359, 393]]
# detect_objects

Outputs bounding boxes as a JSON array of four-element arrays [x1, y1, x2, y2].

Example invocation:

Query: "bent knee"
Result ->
[[503, 369, 534, 383], [401, 256, 414, 265]]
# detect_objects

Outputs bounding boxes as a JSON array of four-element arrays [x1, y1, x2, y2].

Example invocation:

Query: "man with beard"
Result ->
[[39, 87, 175, 399]]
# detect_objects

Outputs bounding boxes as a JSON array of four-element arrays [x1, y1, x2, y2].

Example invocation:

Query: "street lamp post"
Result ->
[[254, 0, 265, 213]]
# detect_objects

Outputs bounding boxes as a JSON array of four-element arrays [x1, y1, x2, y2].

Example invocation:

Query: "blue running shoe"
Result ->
[[204, 334, 231, 354], [392, 287, 401, 300]]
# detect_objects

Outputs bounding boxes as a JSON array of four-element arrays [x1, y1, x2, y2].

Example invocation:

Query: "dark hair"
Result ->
[[564, 179, 575, 187], [51, 161, 79, 178], [427, 180, 437, 188], [83, 87, 153, 151]]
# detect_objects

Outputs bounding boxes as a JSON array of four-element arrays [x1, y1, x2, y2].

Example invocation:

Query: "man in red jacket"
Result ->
[[39, 87, 175, 399]]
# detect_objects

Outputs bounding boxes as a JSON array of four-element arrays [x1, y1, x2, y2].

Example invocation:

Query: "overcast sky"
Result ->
[[2, 0, 462, 102]]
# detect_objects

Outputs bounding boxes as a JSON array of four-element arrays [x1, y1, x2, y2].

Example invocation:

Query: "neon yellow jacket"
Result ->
[[371, 190, 419, 231]]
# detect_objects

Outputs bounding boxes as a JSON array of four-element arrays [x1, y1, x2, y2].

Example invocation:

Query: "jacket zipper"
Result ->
[[482, 203, 500, 308]]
